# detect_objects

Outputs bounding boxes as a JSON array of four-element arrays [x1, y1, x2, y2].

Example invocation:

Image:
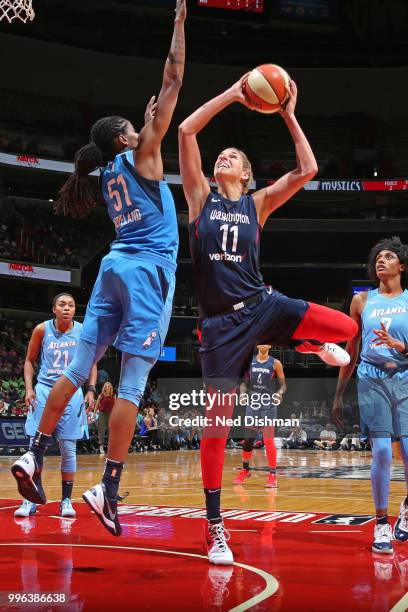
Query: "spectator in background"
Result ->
[[11, 399, 26, 417], [314, 423, 337, 450], [282, 425, 308, 449], [144, 405, 159, 450], [94, 382, 115, 455], [339, 424, 362, 451], [0, 400, 9, 416]]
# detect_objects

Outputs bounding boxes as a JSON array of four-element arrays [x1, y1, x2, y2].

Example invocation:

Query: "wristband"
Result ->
[[87, 385, 96, 393]]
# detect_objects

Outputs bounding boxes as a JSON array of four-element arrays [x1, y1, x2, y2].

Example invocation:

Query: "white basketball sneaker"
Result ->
[[14, 499, 37, 517], [60, 498, 76, 518], [318, 343, 350, 366], [206, 521, 234, 565], [298, 342, 350, 367], [11, 451, 46, 504], [82, 483, 121, 536], [394, 501, 408, 542], [372, 523, 394, 554]]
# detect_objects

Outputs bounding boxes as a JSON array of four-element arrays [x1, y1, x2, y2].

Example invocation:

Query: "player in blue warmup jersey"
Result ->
[[234, 344, 286, 489], [12, 0, 186, 536], [14, 294, 97, 519], [333, 236, 408, 554], [179, 75, 358, 564]]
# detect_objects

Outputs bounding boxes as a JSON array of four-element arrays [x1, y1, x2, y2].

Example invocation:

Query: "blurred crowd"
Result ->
[[0, 204, 111, 269]]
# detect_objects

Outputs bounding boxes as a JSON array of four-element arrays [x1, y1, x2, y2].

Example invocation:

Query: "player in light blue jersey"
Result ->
[[12, 0, 187, 537], [333, 236, 408, 554], [14, 293, 97, 519]]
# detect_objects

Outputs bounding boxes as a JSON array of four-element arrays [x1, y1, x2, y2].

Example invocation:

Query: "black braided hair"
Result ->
[[52, 292, 75, 308], [55, 116, 129, 218], [367, 236, 408, 287]]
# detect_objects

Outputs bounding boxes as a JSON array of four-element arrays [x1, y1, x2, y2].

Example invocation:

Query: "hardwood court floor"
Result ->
[[1, 449, 408, 612], [2, 448, 407, 515]]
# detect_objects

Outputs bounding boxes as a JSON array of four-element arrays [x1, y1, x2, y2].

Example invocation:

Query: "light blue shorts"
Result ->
[[357, 362, 408, 436], [25, 383, 88, 440], [80, 252, 175, 358]]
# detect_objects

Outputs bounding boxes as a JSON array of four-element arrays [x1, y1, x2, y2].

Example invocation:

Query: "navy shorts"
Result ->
[[200, 287, 308, 381], [357, 362, 408, 436]]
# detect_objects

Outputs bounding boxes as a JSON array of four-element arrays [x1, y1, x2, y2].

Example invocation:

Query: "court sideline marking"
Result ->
[[0, 542, 279, 612]]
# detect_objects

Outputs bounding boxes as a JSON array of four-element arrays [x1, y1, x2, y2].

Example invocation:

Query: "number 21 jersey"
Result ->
[[36, 319, 82, 387]]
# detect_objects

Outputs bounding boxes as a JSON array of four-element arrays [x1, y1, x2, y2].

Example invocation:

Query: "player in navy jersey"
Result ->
[[12, 0, 186, 536], [178, 75, 358, 564], [14, 294, 97, 519], [333, 237, 408, 554], [234, 344, 286, 489]]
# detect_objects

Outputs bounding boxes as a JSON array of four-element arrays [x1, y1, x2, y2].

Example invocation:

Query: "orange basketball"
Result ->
[[242, 64, 291, 114]]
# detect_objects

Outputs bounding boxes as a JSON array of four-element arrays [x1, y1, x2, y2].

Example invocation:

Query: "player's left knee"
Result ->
[[59, 439, 77, 473], [118, 353, 156, 407]]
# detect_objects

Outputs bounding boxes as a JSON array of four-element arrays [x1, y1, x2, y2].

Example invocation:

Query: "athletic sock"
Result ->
[[30, 431, 51, 470], [376, 515, 388, 525], [242, 462, 250, 471], [102, 459, 124, 499], [62, 480, 73, 500], [204, 488, 222, 523]]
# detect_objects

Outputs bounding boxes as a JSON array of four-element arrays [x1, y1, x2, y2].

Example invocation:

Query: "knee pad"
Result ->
[[118, 353, 156, 406], [58, 439, 77, 473], [64, 339, 107, 388]]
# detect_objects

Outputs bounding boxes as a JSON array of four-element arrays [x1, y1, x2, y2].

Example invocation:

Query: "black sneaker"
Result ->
[[11, 451, 46, 505], [82, 483, 122, 536]]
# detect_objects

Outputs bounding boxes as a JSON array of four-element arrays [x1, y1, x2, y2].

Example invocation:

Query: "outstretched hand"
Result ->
[[144, 95, 157, 125], [175, 0, 187, 21], [371, 321, 405, 351], [279, 79, 297, 117]]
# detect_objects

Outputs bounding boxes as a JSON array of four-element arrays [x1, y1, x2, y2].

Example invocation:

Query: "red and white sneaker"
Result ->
[[266, 473, 277, 488], [206, 521, 234, 565], [297, 342, 350, 367], [233, 469, 251, 485]]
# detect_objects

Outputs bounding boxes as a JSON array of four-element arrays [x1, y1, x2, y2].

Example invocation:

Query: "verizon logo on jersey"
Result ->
[[209, 252, 243, 262]]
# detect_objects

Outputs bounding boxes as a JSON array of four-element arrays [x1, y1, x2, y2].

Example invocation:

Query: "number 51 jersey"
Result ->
[[101, 150, 178, 271], [36, 319, 82, 387]]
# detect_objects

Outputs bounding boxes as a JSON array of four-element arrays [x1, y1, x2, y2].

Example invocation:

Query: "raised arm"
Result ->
[[24, 323, 45, 409], [332, 293, 365, 426], [136, 0, 186, 179], [179, 78, 248, 221], [253, 81, 318, 227]]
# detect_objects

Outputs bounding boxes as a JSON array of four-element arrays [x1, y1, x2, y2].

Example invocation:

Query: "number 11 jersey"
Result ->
[[189, 192, 265, 316]]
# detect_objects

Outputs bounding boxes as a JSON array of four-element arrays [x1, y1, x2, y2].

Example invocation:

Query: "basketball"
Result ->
[[242, 64, 291, 114]]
